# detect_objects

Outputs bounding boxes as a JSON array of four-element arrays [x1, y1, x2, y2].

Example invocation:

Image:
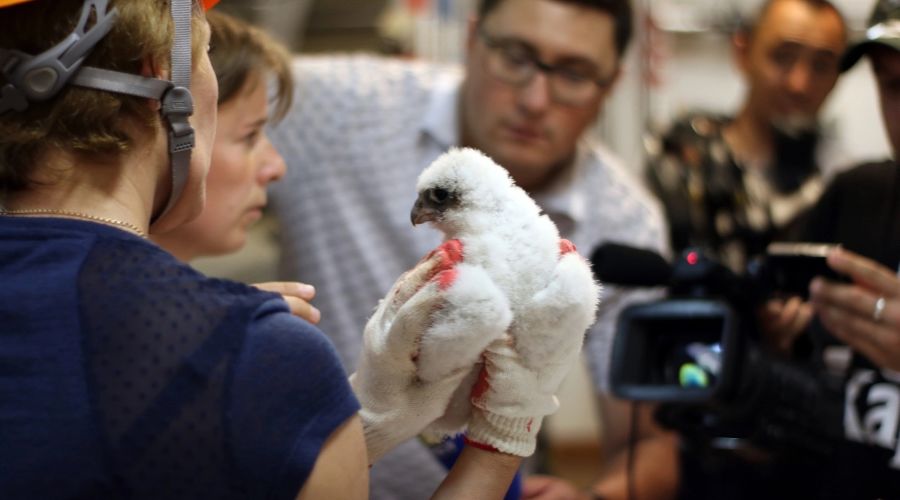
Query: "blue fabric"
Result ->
[[0, 217, 359, 499]]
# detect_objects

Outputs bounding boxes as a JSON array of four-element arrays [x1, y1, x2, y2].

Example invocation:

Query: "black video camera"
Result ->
[[593, 242, 846, 458]]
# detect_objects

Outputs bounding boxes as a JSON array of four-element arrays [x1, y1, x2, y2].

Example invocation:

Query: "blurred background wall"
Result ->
[[215, 0, 891, 173]]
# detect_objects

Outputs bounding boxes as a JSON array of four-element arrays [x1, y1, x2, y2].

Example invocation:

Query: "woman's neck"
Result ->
[[149, 233, 197, 262], [4, 140, 166, 238]]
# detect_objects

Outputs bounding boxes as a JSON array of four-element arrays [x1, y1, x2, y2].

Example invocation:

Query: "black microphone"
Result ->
[[590, 242, 672, 287]]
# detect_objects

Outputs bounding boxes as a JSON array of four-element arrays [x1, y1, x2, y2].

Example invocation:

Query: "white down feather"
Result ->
[[414, 147, 601, 437]]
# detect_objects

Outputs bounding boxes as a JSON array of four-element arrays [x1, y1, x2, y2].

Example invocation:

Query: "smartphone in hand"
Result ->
[[762, 242, 848, 297]]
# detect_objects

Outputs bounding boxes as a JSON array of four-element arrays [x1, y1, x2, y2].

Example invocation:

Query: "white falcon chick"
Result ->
[[411, 147, 601, 438]]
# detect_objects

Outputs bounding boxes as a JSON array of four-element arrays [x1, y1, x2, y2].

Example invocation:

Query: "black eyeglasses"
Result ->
[[477, 27, 616, 106]]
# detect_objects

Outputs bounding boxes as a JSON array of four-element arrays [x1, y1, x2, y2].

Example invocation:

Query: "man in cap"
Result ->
[[798, 1, 900, 496]]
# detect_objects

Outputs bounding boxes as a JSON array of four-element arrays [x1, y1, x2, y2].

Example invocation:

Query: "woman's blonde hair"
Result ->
[[0, 0, 207, 194], [207, 10, 293, 123]]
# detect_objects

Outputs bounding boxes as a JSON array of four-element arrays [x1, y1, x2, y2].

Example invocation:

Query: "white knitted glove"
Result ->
[[350, 240, 512, 464], [466, 245, 599, 456]]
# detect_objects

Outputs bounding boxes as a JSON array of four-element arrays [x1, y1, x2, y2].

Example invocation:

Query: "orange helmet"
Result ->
[[0, 0, 219, 9]]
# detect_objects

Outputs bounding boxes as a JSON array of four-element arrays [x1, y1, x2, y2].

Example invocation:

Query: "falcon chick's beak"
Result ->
[[411, 195, 440, 226]]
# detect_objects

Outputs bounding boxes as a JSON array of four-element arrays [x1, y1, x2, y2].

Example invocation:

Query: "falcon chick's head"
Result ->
[[411, 147, 540, 234]]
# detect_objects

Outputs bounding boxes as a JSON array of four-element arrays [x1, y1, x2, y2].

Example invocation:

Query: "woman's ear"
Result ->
[[141, 56, 170, 112]]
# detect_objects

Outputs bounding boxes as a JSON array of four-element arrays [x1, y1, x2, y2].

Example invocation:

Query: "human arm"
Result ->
[[589, 403, 679, 500], [253, 281, 320, 324], [232, 299, 362, 499], [296, 415, 368, 500], [810, 247, 900, 371], [519, 403, 678, 500], [432, 446, 522, 500]]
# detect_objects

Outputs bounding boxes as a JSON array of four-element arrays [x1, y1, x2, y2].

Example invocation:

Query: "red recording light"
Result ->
[[686, 251, 699, 265]]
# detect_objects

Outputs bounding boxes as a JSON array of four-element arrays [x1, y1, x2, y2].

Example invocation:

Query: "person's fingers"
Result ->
[[777, 296, 812, 333], [827, 248, 900, 298], [789, 300, 814, 334], [811, 278, 872, 319], [253, 281, 316, 300], [391, 240, 463, 306], [759, 297, 812, 352], [522, 476, 552, 497], [758, 300, 785, 345], [811, 257, 900, 371], [816, 301, 899, 371], [773, 297, 799, 330], [252, 282, 321, 323], [281, 295, 321, 324], [385, 255, 446, 318], [759, 299, 787, 329], [761, 299, 783, 319], [781, 295, 801, 317], [521, 476, 586, 500], [810, 278, 894, 327], [383, 281, 446, 362]]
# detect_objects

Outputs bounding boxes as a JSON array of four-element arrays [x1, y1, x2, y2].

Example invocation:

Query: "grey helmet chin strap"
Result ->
[[0, 0, 197, 222]]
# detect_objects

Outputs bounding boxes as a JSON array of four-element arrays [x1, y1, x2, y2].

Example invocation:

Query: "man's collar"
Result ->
[[421, 71, 463, 150], [531, 145, 594, 233]]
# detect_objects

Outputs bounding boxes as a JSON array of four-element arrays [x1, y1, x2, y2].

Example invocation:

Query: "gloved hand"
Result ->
[[350, 239, 512, 464], [466, 245, 599, 456]]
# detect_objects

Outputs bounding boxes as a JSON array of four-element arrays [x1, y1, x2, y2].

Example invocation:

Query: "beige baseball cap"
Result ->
[[841, 0, 900, 71]]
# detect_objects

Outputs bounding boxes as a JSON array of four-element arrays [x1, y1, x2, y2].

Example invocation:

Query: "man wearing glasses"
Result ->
[[268, 1, 670, 498]]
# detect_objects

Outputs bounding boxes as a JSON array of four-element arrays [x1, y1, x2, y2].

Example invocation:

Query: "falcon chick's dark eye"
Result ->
[[429, 188, 450, 204]]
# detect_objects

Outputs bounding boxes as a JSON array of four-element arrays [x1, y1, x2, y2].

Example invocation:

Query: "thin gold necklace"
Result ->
[[0, 208, 147, 238]]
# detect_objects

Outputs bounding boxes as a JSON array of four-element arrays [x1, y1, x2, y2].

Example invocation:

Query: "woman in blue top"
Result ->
[[0, 1, 549, 498], [0, 0, 362, 497]]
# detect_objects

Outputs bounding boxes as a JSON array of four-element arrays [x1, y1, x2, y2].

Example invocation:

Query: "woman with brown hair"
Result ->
[[152, 11, 319, 323]]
